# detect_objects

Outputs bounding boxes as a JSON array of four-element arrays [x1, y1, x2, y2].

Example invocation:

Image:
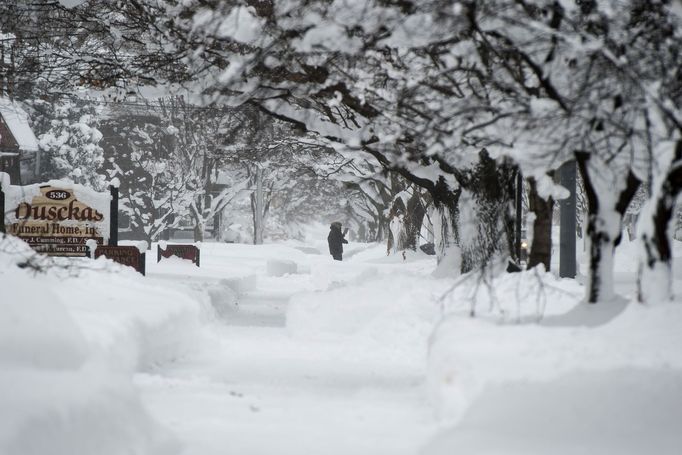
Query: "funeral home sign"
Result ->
[[1, 173, 117, 256]]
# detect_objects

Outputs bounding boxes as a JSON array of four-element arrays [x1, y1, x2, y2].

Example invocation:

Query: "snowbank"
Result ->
[[439, 265, 583, 322], [287, 273, 454, 364], [1, 273, 87, 370], [193, 279, 239, 317], [266, 258, 298, 276], [426, 266, 682, 453], [285, 241, 445, 365], [424, 368, 682, 455], [147, 242, 312, 290], [54, 267, 213, 371], [0, 234, 214, 454]]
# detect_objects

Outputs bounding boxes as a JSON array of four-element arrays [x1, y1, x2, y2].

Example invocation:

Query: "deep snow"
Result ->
[[138, 241, 446, 455], [1, 230, 681, 454]]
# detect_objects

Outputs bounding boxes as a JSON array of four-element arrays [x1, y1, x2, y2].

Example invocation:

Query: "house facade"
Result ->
[[0, 97, 40, 185]]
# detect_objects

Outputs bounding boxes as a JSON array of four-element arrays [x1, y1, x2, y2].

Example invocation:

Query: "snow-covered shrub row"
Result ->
[[0, 234, 214, 454]]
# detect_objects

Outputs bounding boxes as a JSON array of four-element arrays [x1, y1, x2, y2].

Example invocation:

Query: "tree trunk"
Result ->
[[428, 177, 461, 272], [458, 151, 516, 273], [251, 166, 264, 245], [388, 189, 426, 252], [527, 176, 554, 271], [432, 204, 452, 263], [358, 224, 367, 242], [374, 221, 383, 242], [193, 221, 204, 242], [576, 152, 641, 303], [405, 190, 426, 250], [387, 198, 406, 252], [425, 210, 435, 244], [213, 211, 221, 240], [638, 140, 682, 303]]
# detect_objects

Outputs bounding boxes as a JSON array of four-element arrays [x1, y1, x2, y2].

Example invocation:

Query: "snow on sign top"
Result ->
[[57, 0, 87, 7], [0, 97, 39, 152]]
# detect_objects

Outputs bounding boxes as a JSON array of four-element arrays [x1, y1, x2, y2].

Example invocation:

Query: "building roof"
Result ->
[[0, 97, 39, 152]]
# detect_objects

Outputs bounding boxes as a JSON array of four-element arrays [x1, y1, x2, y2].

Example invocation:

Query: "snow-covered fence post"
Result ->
[[85, 239, 98, 259]]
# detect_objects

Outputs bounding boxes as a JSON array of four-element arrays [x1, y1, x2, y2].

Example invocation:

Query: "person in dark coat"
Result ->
[[327, 222, 348, 261]]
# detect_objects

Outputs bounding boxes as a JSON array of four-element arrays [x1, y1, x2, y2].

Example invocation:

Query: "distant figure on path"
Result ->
[[327, 222, 348, 261]]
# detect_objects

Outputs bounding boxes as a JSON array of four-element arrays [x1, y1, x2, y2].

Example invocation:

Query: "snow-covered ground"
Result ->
[[0, 235, 205, 455], [138, 241, 446, 455], [1, 231, 681, 454]]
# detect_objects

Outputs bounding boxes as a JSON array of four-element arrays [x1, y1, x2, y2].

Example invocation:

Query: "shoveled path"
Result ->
[[135, 278, 440, 455]]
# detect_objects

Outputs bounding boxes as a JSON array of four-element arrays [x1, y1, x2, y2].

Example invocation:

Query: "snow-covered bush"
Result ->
[[35, 100, 106, 189]]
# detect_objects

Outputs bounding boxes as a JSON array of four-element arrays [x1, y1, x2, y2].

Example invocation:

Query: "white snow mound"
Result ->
[[267, 258, 298, 276]]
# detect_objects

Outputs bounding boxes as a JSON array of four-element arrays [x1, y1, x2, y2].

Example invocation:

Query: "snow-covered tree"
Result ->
[[32, 99, 106, 189], [100, 104, 192, 243], [158, 97, 258, 242], [8, 0, 682, 304]]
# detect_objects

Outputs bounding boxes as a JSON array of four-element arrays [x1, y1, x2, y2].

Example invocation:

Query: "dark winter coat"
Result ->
[[327, 225, 348, 257]]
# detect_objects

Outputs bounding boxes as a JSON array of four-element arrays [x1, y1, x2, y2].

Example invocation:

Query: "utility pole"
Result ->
[[515, 170, 523, 264], [559, 160, 577, 278]]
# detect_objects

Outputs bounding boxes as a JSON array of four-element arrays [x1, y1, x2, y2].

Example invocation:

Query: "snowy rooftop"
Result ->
[[0, 97, 39, 152]]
